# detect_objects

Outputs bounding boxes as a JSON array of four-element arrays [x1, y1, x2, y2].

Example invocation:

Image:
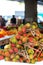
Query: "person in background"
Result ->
[[11, 15, 16, 24], [6, 18, 11, 26], [23, 18, 25, 24], [0, 16, 6, 27]]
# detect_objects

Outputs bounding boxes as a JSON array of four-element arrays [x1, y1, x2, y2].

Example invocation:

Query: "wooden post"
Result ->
[[25, 0, 37, 22]]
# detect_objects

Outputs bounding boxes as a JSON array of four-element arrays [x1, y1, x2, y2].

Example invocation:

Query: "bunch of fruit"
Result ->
[[0, 29, 7, 38], [0, 28, 17, 38], [0, 22, 43, 64]]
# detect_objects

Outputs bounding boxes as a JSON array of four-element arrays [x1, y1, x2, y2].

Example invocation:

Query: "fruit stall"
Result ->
[[0, 22, 43, 64]]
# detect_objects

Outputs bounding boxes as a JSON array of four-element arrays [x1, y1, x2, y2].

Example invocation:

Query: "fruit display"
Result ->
[[0, 29, 7, 38], [0, 22, 43, 64], [6, 29, 17, 35], [0, 26, 17, 38]]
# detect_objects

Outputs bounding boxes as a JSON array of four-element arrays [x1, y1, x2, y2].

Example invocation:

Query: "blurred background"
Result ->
[[0, 0, 43, 24], [0, 1, 25, 20]]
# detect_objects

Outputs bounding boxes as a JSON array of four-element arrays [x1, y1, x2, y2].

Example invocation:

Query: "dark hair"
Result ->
[[12, 15, 15, 18]]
